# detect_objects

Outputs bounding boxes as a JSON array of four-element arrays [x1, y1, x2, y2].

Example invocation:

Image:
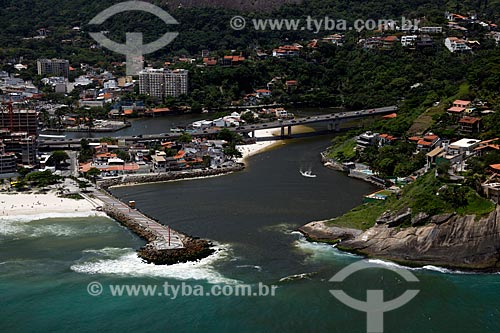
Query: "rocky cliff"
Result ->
[[299, 206, 500, 272]]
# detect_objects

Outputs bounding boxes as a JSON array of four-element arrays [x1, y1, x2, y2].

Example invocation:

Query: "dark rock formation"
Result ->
[[430, 213, 455, 225], [411, 212, 430, 227], [300, 207, 500, 272], [139, 238, 215, 265], [376, 207, 412, 227], [104, 205, 215, 265], [337, 207, 500, 272], [298, 221, 362, 243]]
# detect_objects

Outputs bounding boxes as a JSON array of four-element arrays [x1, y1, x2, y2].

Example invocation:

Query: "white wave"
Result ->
[[293, 233, 360, 260], [421, 265, 473, 275], [0, 211, 107, 223], [261, 223, 297, 233], [71, 244, 239, 284], [366, 259, 410, 270], [0, 216, 113, 238], [367, 259, 473, 275]]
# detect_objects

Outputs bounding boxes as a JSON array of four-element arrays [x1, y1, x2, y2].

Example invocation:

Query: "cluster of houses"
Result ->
[[190, 112, 244, 130], [0, 71, 41, 103], [78, 138, 230, 178], [354, 97, 500, 203], [445, 99, 494, 135], [151, 139, 227, 172]]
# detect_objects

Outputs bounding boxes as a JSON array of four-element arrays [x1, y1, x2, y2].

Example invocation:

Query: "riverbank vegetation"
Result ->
[[327, 171, 496, 230]]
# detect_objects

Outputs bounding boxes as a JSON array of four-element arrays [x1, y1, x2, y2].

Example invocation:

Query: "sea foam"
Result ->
[[71, 244, 239, 284], [0, 214, 113, 239], [0, 211, 107, 223]]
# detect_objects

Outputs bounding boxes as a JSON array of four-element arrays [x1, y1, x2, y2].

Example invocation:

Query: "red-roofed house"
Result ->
[[378, 134, 398, 146], [203, 57, 217, 66], [256, 89, 272, 98], [448, 100, 472, 115], [474, 138, 500, 156], [453, 100, 472, 108], [490, 164, 500, 173], [286, 80, 298, 92], [222, 55, 245, 66], [459, 116, 482, 134], [382, 36, 399, 48], [145, 108, 172, 116], [416, 134, 441, 152], [272, 45, 301, 58]]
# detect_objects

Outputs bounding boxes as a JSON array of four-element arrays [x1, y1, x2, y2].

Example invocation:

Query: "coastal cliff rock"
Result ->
[[376, 207, 412, 227], [298, 221, 362, 243], [300, 207, 500, 272], [340, 206, 500, 271]]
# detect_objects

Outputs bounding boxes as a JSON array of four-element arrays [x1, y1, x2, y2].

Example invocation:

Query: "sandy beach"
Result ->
[[236, 128, 282, 163], [0, 192, 105, 221]]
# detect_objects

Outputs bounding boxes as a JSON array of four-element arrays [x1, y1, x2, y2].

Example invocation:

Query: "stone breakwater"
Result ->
[[103, 205, 215, 265], [97, 165, 245, 265], [99, 164, 245, 189], [299, 206, 500, 272]]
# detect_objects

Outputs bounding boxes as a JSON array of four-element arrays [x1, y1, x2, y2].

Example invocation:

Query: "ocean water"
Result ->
[[1, 137, 499, 332]]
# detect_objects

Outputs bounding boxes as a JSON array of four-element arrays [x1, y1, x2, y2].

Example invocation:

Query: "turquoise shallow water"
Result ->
[[1, 137, 499, 332]]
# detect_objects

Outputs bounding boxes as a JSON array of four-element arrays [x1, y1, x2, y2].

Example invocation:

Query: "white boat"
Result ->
[[300, 170, 317, 178]]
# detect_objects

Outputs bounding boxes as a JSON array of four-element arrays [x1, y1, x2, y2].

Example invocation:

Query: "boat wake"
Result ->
[[299, 169, 317, 178], [71, 244, 240, 284], [236, 265, 263, 272], [279, 272, 317, 283]]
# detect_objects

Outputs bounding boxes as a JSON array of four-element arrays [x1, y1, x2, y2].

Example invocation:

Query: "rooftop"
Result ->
[[450, 138, 481, 148]]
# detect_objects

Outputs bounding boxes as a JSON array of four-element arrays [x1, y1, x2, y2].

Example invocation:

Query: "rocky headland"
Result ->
[[299, 206, 500, 272]]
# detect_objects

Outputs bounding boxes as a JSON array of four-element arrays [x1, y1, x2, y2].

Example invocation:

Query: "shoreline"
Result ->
[[236, 128, 282, 164], [298, 211, 500, 273], [0, 192, 106, 222], [295, 150, 500, 273], [98, 164, 245, 189]]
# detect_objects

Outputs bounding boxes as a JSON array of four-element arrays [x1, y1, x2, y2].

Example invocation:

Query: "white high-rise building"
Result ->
[[139, 68, 188, 99]]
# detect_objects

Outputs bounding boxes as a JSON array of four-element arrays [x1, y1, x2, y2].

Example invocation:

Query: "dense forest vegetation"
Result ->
[[0, 0, 499, 138]]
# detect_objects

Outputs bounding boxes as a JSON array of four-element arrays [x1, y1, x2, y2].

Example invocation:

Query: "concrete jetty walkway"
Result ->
[[92, 190, 184, 250]]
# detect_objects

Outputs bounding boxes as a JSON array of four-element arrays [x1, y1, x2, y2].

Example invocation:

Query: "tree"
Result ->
[[115, 150, 130, 162], [48, 151, 69, 170], [217, 128, 242, 145], [86, 168, 101, 183], [25, 171, 61, 188], [223, 144, 242, 160], [241, 111, 257, 124], [178, 132, 193, 144], [79, 138, 93, 163]]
